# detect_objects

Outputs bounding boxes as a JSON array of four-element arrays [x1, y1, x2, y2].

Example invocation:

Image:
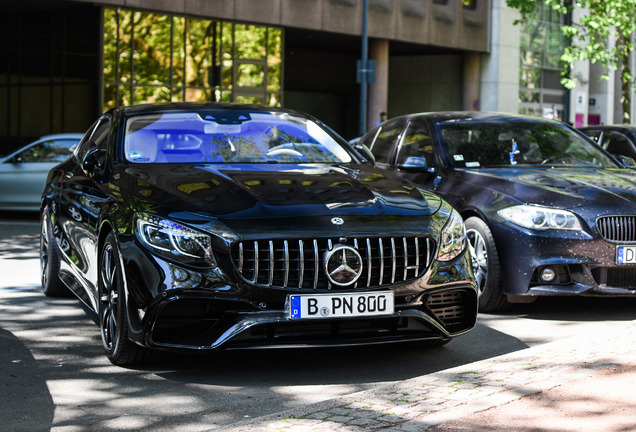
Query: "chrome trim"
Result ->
[[298, 240, 304, 289], [253, 241, 259, 284], [268, 240, 274, 286], [390, 237, 396, 284], [379, 238, 385, 284]]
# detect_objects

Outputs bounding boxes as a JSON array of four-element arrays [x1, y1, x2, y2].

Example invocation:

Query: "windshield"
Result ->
[[124, 110, 353, 164], [438, 120, 618, 169]]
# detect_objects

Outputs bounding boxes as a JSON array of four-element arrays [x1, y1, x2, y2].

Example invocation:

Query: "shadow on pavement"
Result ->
[[0, 327, 55, 432]]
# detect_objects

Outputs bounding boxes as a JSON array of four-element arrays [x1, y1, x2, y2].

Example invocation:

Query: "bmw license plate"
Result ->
[[289, 291, 394, 320], [617, 246, 636, 264]]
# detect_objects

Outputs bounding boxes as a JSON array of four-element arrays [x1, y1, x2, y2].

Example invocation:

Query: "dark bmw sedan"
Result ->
[[359, 111, 636, 312], [39, 103, 477, 365]]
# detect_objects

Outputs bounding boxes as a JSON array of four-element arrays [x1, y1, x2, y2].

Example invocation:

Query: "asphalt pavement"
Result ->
[[1, 213, 635, 432]]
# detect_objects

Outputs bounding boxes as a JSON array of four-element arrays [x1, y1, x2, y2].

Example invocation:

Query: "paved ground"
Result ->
[[222, 320, 636, 431]]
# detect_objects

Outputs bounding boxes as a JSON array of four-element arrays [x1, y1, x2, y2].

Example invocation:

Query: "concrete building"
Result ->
[[0, 0, 632, 153]]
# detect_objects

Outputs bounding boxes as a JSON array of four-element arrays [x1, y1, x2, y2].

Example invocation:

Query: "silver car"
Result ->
[[0, 133, 83, 211]]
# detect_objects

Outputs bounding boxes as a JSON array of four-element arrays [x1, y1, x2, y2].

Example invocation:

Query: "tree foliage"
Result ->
[[507, 0, 636, 123]]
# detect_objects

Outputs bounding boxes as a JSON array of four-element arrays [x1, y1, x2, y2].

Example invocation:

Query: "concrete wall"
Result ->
[[479, 0, 519, 114], [71, 0, 490, 52]]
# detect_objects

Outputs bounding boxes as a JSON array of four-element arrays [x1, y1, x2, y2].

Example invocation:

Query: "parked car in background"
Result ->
[[0, 133, 82, 211], [40, 103, 478, 365], [358, 111, 636, 312], [579, 125, 636, 168]]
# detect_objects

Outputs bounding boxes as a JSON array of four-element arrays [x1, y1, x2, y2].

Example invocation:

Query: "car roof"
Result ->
[[114, 102, 311, 118], [579, 125, 636, 131], [394, 111, 567, 125], [37, 133, 84, 141]]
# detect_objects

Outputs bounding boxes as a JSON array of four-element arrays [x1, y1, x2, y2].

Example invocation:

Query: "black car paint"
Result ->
[[41, 103, 478, 362]]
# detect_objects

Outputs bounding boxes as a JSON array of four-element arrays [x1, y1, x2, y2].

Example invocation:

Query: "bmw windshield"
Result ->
[[438, 120, 618, 169]]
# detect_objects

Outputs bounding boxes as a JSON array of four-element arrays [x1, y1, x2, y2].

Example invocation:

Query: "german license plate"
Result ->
[[289, 291, 394, 320], [617, 246, 636, 264]]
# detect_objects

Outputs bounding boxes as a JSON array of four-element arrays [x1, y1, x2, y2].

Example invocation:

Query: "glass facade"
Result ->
[[518, 4, 567, 120], [103, 9, 282, 112]]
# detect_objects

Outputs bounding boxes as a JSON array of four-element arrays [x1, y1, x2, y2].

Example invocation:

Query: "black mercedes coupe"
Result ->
[[360, 111, 636, 312], [39, 103, 477, 365]]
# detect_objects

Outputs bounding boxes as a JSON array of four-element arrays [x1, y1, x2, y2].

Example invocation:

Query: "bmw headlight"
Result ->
[[498, 205, 582, 231], [135, 213, 216, 266], [438, 209, 466, 262]]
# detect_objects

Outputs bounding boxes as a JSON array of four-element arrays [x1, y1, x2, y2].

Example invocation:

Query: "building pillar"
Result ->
[[368, 38, 389, 130], [463, 52, 481, 111]]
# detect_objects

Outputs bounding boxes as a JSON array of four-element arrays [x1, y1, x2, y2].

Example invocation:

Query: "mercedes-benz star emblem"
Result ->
[[331, 217, 344, 225], [324, 245, 363, 286]]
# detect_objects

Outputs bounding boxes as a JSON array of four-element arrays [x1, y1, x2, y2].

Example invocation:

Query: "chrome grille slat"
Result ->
[[390, 237, 397, 284], [313, 239, 319, 290], [597, 216, 636, 243], [298, 240, 304, 289], [283, 240, 289, 287], [232, 236, 435, 290], [268, 241, 274, 286]]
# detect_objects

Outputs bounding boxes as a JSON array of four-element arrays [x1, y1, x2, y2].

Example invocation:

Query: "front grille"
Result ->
[[597, 216, 636, 243], [231, 236, 435, 290]]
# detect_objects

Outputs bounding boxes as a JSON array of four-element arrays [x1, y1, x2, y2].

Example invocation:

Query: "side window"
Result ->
[[396, 120, 433, 168], [368, 118, 406, 164], [14, 140, 78, 163], [604, 132, 636, 159], [75, 116, 111, 162]]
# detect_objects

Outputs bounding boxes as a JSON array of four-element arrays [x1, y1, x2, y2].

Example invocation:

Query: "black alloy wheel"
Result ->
[[464, 217, 510, 313], [40, 206, 69, 297], [99, 232, 151, 365]]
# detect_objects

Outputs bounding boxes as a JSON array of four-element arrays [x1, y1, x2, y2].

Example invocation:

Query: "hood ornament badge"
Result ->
[[331, 217, 344, 225]]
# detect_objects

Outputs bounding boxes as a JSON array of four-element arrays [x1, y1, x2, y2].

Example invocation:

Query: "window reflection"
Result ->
[[103, 9, 282, 110]]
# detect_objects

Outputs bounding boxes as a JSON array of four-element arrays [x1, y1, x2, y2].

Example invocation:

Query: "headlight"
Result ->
[[135, 213, 216, 266], [498, 205, 582, 231], [438, 208, 466, 262]]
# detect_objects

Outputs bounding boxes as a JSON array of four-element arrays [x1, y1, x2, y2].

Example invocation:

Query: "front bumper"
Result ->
[[492, 221, 636, 298], [143, 284, 477, 350]]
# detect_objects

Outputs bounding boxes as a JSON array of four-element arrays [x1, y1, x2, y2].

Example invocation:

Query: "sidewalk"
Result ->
[[222, 320, 636, 432]]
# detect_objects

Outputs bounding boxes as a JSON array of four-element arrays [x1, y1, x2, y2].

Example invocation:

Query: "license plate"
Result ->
[[616, 245, 636, 264], [289, 291, 394, 320]]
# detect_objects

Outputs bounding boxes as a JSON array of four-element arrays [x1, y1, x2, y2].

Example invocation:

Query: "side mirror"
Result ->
[[354, 143, 375, 163], [82, 147, 107, 176]]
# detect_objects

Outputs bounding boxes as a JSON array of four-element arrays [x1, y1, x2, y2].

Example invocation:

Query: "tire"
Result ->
[[99, 232, 153, 366], [40, 206, 70, 297], [465, 217, 510, 313]]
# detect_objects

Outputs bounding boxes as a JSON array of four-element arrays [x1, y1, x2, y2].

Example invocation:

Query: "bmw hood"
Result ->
[[121, 164, 443, 222], [457, 167, 636, 210]]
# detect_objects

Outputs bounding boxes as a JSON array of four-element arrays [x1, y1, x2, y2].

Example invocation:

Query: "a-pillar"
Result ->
[[368, 38, 389, 131]]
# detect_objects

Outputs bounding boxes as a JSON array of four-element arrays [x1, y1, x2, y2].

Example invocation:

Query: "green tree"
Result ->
[[507, 0, 636, 123]]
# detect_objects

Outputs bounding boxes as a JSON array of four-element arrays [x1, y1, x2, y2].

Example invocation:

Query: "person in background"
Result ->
[[375, 111, 388, 126]]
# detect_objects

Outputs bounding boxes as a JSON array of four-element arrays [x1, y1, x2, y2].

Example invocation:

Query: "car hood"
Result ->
[[120, 164, 443, 224], [454, 167, 636, 210]]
